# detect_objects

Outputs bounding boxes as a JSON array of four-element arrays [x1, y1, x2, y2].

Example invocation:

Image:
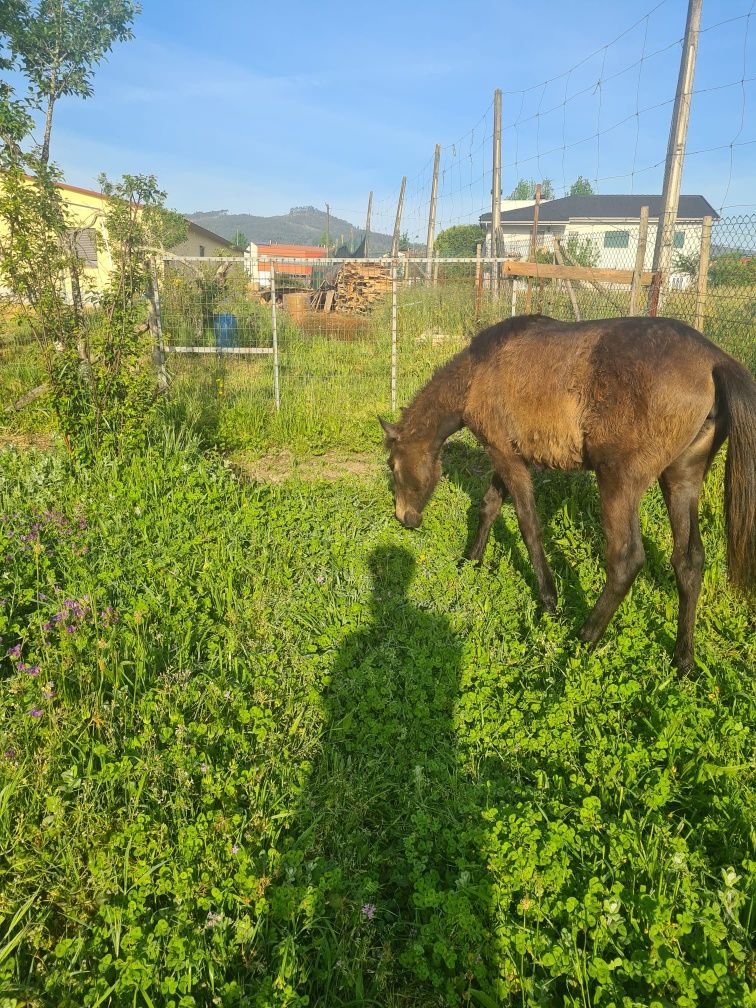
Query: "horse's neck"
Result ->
[[403, 353, 469, 451]]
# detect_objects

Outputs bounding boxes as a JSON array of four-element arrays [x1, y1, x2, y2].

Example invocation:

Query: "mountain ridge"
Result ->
[[185, 205, 393, 254]]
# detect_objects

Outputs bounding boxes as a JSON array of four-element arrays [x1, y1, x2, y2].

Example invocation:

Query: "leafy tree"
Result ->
[[231, 230, 248, 251], [398, 230, 410, 252], [5, 0, 139, 164], [569, 176, 594, 196], [434, 224, 485, 258], [507, 178, 555, 200], [708, 253, 756, 287], [561, 234, 600, 268], [673, 250, 700, 279]]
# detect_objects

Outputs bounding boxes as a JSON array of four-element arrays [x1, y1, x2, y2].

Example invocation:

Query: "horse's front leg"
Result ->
[[488, 449, 557, 613], [465, 475, 507, 563]]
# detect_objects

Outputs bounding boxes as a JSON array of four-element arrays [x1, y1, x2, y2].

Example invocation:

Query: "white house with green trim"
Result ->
[[479, 195, 718, 282]]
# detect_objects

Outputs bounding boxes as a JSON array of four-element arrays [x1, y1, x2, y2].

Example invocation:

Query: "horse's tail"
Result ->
[[714, 357, 756, 591]]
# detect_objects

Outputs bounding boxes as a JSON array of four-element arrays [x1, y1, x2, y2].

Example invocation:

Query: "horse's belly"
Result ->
[[512, 428, 584, 469]]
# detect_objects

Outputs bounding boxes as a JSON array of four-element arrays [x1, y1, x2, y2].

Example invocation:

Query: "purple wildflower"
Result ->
[[361, 903, 376, 920], [3, 748, 17, 760], [7, 644, 22, 660], [25, 666, 41, 678], [65, 625, 76, 634], [28, 707, 44, 718], [42, 621, 54, 632]]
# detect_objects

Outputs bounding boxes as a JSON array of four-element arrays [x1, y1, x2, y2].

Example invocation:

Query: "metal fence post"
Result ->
[[270, 263, 280, 411], [391, 259, 398, 413]]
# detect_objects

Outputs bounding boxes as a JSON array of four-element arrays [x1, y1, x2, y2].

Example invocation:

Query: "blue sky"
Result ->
[[12, 0, 756, 234]]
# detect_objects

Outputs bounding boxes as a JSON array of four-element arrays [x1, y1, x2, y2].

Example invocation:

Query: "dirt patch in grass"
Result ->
[[0, 430, 57, 451], [230, 448, 380, 483]]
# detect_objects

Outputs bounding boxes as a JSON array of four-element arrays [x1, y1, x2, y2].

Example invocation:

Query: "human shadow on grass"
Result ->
[[280, 545, 495, 1005]]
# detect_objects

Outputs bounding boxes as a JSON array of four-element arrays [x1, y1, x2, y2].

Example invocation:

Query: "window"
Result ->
[[604, 230, 629, 248], [199, 244, 205, 257], [67, 228, 98, 268], [673, 231, 685, 249]]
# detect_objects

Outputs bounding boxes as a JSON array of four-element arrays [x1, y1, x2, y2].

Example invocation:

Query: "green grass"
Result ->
[[0, 438, 754, 1007], [3, 281, 753, 457]]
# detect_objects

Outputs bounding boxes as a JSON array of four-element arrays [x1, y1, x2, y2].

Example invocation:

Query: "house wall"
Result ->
[[169, 224, 236, 259], [491, 218, 706, 281]]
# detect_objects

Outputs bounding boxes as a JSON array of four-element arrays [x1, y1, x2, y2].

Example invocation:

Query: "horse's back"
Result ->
[[465, 316, 725, 472]]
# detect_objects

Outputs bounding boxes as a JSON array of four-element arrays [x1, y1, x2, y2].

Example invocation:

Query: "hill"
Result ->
[[185, 206, 394, 254]]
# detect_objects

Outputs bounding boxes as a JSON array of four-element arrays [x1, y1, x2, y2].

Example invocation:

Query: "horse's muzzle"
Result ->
[[399, 508, 422, 529]]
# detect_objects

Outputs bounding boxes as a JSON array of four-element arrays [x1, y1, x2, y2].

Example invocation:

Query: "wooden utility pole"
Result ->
[[491, 88, 502, 297], [629, 205, 650, 315], [525, 183, 542, 313], [364, 191, 372, 258], [647, 0, 702, 315], [426, 143, 441, 266], [391, 176, 407, 259], [694, 214, 713, 331]]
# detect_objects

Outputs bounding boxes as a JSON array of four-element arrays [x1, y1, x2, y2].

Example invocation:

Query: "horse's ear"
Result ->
[[378, 415, 398, 443]]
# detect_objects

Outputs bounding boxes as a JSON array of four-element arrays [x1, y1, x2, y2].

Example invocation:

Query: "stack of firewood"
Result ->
[[333, 262, 392, 313]]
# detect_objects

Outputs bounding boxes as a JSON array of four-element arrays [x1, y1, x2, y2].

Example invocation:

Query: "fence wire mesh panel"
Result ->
[[5, 224, 750, 451]]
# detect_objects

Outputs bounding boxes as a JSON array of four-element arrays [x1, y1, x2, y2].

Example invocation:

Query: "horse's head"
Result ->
[[379, 416, 442, 529]]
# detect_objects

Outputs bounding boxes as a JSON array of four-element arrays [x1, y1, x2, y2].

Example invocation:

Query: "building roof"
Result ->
[[49, 179, 232, 247], [253, 243, 327, 257], [480, 194, 718, 225]]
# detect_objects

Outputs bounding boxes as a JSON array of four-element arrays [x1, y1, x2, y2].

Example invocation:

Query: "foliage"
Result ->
[[0, 437, 753, 1006], [673, 250, 700, 279], [569, 175, 595, 196], [508, 178, 555, 200], [3, 0, 139, 162], [562, 233, 601, 268], [708, 252, 756, 287], [231, 230, 248, 251], [435, 225, 485, 259]]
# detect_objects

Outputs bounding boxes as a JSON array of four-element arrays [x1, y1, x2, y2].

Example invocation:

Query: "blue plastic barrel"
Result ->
[[213, 312, 238, 348]]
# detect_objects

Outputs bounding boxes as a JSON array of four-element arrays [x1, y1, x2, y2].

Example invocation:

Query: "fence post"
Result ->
[[270, 263, 280, 411], [525, 183, 542, 314], [491, 88, 502, 298], [364, 191, 372, 258], [629, 205, 650, 315], [694, 214, 712, 332], [474, 242, 482, 321], [391, 177, 407, 259], [147, 256, 169, 392], [391, 259, 398, 412], [553, 238, 581, 321], [426, 143, 441, 276]]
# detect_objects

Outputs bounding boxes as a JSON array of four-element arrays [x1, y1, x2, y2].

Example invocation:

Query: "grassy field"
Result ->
[[2, 281, 754, 459], [0, 433, 754, 1007]]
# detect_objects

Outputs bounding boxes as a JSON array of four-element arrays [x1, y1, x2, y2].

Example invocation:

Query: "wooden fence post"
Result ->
[[694, 214, 712, 332], [474, 243, 482, 321], [553, 238, 581, 322], [629, 205, 650, 315], [525, 184, 542, 314]]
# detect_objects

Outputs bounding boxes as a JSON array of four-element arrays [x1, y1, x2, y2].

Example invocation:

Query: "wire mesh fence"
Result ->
[[1, 215, 753, 454]]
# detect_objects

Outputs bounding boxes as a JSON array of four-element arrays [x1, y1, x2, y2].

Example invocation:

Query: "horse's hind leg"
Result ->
[[659, 419, 721, 672], [465, 475, 507, 563], [578, 470, 647, 646]]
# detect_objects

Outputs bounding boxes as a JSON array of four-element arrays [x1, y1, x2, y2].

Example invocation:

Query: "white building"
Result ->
[[479, 194, 718, 286]]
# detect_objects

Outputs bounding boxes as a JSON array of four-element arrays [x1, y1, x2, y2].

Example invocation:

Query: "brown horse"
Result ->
[[379, 315, 755, 671]]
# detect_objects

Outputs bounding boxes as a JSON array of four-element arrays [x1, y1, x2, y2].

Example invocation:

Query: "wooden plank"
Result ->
[[525, 184, 542, 313], [502, 260, 654, 285]]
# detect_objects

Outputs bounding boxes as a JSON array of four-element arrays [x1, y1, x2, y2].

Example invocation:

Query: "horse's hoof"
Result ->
[[541, 595, 558, 615], [672, 652, 695, 676]]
